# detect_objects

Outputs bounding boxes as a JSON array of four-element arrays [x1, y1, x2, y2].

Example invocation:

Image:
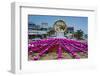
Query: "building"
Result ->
[[67, 27, 74, 33], [64, 27, 74, 39], [28, 22, 49, 40]]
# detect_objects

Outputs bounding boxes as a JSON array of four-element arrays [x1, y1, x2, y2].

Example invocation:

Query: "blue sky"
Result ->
[[28, 15, 88, 34]]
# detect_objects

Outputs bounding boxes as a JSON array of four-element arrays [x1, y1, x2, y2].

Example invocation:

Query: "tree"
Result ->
[[47, 29, 55, 36], [74, 29, 84, 40]]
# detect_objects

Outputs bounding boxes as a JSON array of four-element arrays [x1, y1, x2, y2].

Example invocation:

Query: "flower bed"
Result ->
[[28, 38, 88, 60]]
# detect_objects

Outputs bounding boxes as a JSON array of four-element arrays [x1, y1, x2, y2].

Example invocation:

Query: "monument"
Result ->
[[53, 20, 67, 38]]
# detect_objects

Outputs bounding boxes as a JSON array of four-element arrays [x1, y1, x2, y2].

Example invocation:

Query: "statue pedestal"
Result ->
[[56, 32, 66, 38]]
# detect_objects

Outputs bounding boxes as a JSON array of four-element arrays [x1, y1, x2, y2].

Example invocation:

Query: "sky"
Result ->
[[28, 15, 88, 34]]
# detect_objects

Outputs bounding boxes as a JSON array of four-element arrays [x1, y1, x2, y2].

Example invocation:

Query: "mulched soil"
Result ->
[[28, 51, 88, 61]]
